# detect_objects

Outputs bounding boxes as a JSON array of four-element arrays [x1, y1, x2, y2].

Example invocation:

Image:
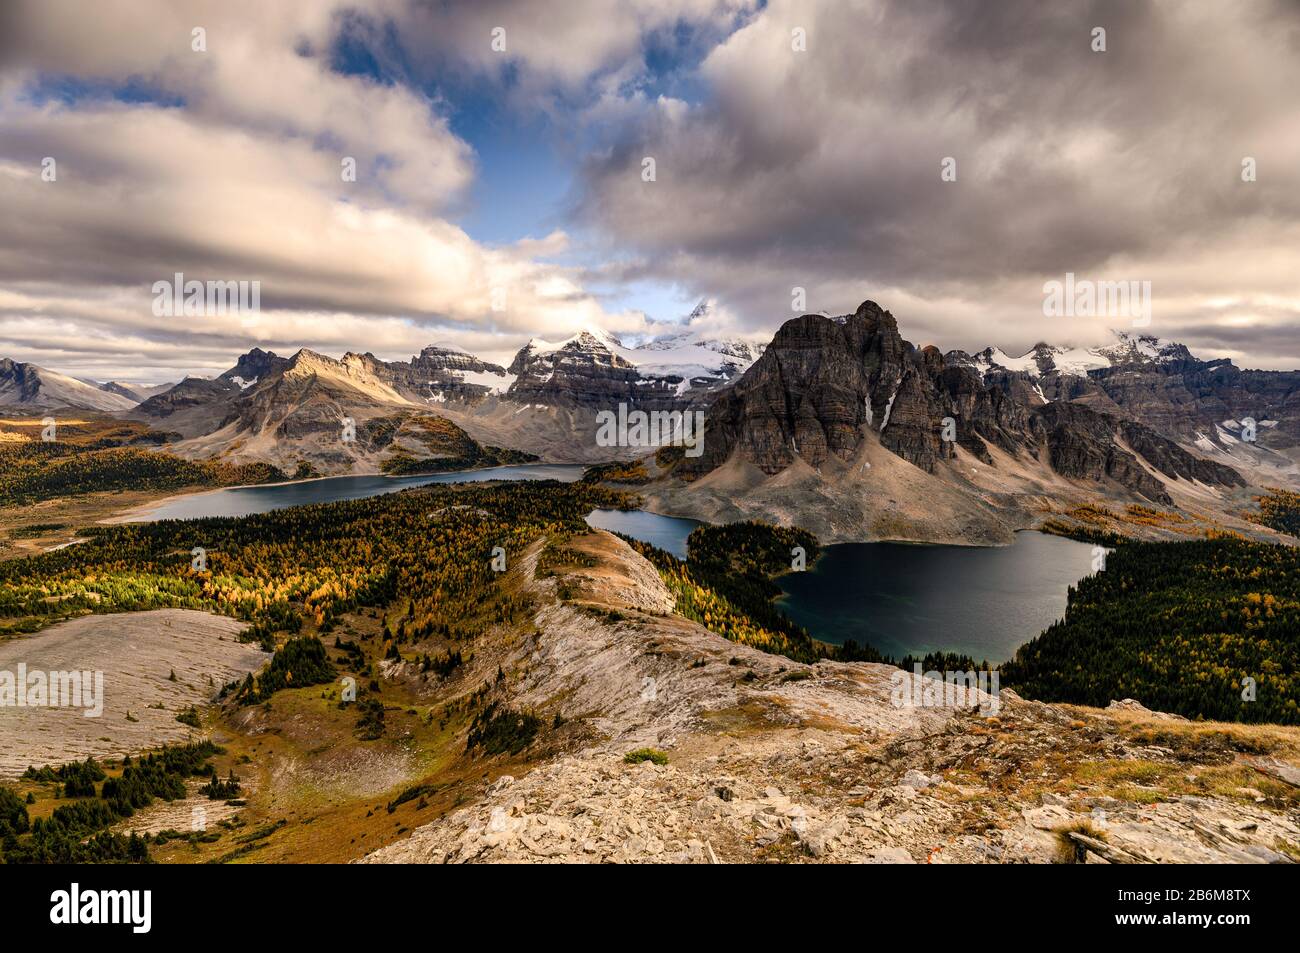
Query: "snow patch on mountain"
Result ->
[[513, 320, 763, 396], [454, 368, 516, 394], [968, 331, 1191, 380]]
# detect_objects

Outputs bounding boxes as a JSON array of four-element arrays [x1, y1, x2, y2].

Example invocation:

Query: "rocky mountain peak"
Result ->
[[416, 343, 473, 364], [339, 351, 392, 374], [502, 316, 764, 409], [1096, 331, 1195, 366], [0, 357, 138, 413], [850, 298, 899, 333], [387, 346, 513, 401], [219, 347, 289, 390], [676, 302, 1249, 512], [96, 380, 172, 404]]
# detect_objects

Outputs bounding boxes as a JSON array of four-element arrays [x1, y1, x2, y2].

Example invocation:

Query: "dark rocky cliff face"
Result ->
[[1090, 359, 1300, 446], [1031, 402, 1174, 505], [507, 332, 680, 408], [949, 334, 1299, 452], [1114, 419, 1245, 487], [382, 346, 511, 403], [683, 302, 949, 475], [219, 347, 290, 387], [938, 364, 1039, 464], [683, 301, 1029, 477], [0, 358, 44, 404], [137, 376, 241, 416], [679, 302, 1246, 504]]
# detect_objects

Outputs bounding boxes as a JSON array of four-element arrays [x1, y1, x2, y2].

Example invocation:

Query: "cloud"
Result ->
[[0, 0, 684, 380], [372, 0, 758, 97], [575, 0, 1300, 367], [1, 0, 1297, 381]]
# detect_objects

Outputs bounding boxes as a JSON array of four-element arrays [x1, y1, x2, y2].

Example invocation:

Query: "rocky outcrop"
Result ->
[[681, 302, 954, 476], [678, 302, 1244, 506], [1031, 402, 1174, 505], [1106, 698, 1188, 721], [359, 532, 1300, 865], [219, 347, 290, 390]]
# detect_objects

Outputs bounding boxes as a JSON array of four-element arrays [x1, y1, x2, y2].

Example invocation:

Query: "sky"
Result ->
[[1, 0, 1298, 384]]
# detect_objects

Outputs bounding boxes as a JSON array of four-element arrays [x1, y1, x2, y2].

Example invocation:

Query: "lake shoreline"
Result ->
[[104, 463, 587, 524], [774, 531, 1098, 663]]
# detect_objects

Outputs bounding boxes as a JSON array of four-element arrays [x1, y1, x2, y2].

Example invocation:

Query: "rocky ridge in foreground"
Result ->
[[361, 531, 1300, 864]]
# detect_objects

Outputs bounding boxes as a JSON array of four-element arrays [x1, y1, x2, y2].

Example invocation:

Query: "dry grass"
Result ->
[[132, 565, 575, 863], [1055, 820, 1109, 863], [984, 707, 1300, 812], [1043, 500, 1254, 542]]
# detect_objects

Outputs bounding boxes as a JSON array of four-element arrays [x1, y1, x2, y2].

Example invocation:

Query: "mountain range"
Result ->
[[4, 301, 1298, 541]]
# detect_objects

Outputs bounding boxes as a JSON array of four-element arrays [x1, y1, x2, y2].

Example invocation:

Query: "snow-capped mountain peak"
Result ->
[[0, 358, 139, 412], [964, 330, 1194, 380]]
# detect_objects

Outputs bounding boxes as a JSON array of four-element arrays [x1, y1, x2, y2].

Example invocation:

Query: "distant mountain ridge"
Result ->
[[93, 380, 175, 404], [674, 303, 1246, 501], [0, 358, 138, 413], [946, 332, 1196, 382], [941, 330, 1300, 458], [4, 306, 1296, 518], [635, 302, 1299, 545], [506, 325, 761, 408], [103, 321, 768, 469]]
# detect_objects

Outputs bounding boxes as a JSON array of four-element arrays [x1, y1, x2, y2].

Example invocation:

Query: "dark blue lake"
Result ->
[[774, 532, 1099, 662], [121, 468, 1092, 661], [584, 508, 702, 560]]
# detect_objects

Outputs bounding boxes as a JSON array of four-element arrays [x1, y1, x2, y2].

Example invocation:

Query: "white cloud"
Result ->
[[0, 0, 680, 380], [2, 0, 1298, 381], [575, 0, 1300, 368]]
